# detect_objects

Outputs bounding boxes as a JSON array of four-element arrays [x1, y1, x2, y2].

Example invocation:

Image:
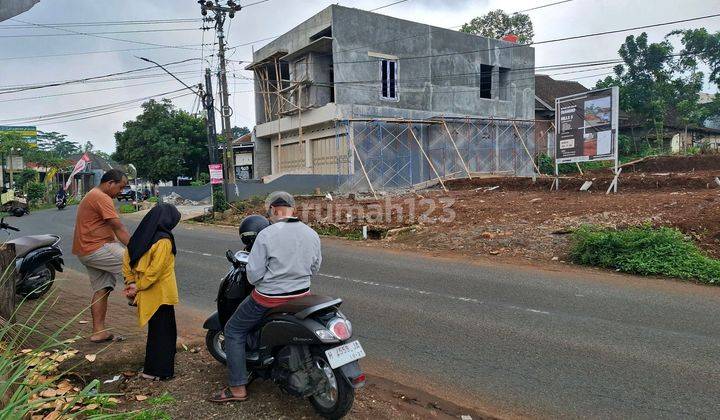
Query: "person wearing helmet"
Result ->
[[211, 191, 322, 403]]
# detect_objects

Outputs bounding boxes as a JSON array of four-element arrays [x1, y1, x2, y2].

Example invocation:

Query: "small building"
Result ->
[[246, 5, 536, 191], [231, 133, 254, 181]]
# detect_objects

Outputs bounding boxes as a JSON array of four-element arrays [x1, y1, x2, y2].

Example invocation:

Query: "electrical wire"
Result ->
[[370, 0, 410, 12], [0, 58, 201, 94], [0, 87, 192, 124], [0, 27, 203, 38], [9, 17, 204, 51], [0, 18, 200, 29], [0, 79, 183, 103], [0, 44, 211, 61], [515, 0, 574, 14]]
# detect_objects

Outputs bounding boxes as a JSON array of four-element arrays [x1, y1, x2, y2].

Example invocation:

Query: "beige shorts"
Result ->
[[78, 242, 125, 293]]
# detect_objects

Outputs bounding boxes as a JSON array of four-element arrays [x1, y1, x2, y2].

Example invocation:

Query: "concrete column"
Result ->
[[491, 66, 500, 100]]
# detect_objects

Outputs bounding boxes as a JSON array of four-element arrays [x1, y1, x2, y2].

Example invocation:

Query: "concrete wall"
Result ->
[[227, 174, 340, 201], [331, 6, 535, 120], [158, 185, 212, 202]]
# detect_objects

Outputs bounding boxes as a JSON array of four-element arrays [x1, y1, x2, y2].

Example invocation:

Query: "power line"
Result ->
[[0, 27, 204, 38], [370, 0, 410, 12], [0, 79, 183, 103], [242, 0, 273, 7], [0, 44, 211, 61], [0, 17, 200, 29], [0, 87, 192, 124], [9, 17, 204, 51], [0, 58, 201, 94], [515, 0, 574, 14]]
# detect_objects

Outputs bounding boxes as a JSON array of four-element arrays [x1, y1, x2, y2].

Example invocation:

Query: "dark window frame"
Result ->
[[380, 59, 399, 101]]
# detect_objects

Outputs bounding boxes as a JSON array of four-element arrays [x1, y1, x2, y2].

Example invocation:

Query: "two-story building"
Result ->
[[246, 5, 536, 190]]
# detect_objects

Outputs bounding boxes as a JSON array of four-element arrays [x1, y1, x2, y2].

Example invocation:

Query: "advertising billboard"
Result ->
[[0, 125, 37, 143], [209, 163, 223, 185], [555, 87, 619, 164]]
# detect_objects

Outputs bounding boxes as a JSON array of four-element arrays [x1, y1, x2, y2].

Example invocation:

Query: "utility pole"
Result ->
[[199, 0, 241, 185], [202, 68, 219, 164]]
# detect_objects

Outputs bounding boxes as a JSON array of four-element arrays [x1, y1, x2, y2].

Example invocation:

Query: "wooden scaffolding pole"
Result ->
[[512, 121, 542, 175], [441, 121, 473, 180], [408, 123, 448, 192], [347, 131, 377, 199]]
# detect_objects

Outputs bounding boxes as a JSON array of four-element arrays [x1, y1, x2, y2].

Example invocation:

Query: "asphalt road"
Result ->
[[8, 205, 720, 419]]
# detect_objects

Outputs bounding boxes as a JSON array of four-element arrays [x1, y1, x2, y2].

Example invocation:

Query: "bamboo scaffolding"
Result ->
[[441, 120, 473, 179], [408, 123, 447, 192], [511, 121, 542, 176]]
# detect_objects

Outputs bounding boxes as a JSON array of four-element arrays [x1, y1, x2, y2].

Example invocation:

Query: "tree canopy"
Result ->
[[595, 31, 720, 145], [460, 10, 534, 44], [114, 99, 207, 183]]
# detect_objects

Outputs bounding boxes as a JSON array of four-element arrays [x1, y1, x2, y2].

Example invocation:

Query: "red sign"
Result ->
[[209, 164, 223, 185]]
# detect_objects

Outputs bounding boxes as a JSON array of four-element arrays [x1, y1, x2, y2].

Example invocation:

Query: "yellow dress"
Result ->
[[122, 238, 179, 326]]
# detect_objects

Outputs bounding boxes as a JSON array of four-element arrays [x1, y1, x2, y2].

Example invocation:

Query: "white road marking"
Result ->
[[317, 273, 551, 316], [176, 249, 552, 316]]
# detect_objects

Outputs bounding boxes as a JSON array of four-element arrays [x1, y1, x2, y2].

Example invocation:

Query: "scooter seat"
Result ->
[[8, 235, 59, 258], [266, 295, 342, 319]]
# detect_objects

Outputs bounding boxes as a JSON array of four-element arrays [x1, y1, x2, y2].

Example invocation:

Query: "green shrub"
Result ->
[[119, 203, 136, 213], [570, 225, 720, 284], [15, 169, 38, 192], [148, 196, 158, 203], [25, 182, 46, 207], [212, 186, 228, 212]]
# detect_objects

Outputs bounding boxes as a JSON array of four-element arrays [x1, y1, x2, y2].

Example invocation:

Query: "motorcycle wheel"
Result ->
[[205, 329, 227, 365], [19, 264, 55, 300], [309, 356, 355, 419]]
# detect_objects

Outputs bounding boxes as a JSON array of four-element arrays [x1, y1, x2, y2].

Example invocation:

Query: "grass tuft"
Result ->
[[570, 224, 720, 284]]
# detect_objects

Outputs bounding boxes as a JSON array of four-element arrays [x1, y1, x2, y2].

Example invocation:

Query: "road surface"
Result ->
[[8, 205, 720, 419]]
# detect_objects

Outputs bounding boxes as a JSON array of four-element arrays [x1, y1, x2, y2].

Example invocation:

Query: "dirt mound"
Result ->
[[445, 172, 719, 192], [624, 155, 720, 173]]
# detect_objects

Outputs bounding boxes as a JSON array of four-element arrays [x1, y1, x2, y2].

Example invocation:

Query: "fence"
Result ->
[[335, 117, 552, 194]]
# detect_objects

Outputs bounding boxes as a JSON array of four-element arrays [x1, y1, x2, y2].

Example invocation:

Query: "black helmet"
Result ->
[[239, 214, 270, 250]]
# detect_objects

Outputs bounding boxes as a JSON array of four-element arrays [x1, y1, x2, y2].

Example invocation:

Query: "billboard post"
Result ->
[[553, 87, 620, 192]]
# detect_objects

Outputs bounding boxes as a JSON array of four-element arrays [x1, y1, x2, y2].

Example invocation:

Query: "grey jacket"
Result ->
[[246, 218, 321, 295]]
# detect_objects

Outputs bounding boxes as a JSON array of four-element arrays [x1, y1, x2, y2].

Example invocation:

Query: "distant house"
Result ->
[[66, 152, 131, 195], [231, 133, 254, 181], [534, 74, 589, 155]]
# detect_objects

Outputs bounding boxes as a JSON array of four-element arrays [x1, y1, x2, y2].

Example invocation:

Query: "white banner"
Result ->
[[65, 153, 90, 190]]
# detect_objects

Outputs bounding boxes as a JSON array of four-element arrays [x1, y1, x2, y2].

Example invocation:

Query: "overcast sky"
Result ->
[[1, 0, 718, 153]]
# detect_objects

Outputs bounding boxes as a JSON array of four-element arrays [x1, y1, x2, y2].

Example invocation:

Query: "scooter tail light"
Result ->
[[328, 318, 351, 340], [351, 373, 366, 385]]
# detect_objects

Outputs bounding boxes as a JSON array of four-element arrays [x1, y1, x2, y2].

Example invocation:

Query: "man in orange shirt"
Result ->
[[72, 169, 131, 343]]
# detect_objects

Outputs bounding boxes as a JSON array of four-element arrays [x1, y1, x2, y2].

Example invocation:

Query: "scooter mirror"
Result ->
[[225, 249, 236, 263]]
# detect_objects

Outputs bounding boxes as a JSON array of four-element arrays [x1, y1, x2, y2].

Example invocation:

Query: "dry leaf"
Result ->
[[84, 354, 96, 362], [39, 389, 58, 398], [57, 380, 72, 391], [78, 320, 88, 324], [108, 397, 121, 404], [135, 395, 148, 401], [43, 410, 60, 420], [121, 370, 137, 377], [21, 349, 33, 354], [84, 403, 99, 410], [31, 415, 43, 420]]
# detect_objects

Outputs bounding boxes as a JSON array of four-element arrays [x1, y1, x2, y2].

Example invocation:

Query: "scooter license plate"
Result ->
[[325, 341, 366, 369]]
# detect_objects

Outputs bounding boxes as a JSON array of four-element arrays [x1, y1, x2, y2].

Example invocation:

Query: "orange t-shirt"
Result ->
[[72, 188, 120, 256]]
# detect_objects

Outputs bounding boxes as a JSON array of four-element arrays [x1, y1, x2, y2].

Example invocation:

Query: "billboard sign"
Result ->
[[555, 87, 619, 164], [0, 125, 37, 143], [209, 163, 223, 185]]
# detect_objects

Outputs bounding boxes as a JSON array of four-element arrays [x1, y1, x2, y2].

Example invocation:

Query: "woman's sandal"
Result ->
[[208, 387, 247, 403]]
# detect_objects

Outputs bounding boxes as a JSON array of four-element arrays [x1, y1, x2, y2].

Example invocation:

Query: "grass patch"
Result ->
[[314, 225, 364, 240], [119, 204, 137, 214], [570, 225, 720, 284], [147, 196, 158, 203], [148, 392, 175, 406]]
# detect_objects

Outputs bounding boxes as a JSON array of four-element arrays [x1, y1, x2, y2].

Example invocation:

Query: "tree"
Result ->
[[36, 131, 81, 158], [0, 131, 32, 188], [594, 32, 706, 146], [460, 10, 534, 44], [15, 168, 37, 192], [82, 141, 94, 153], [114, 99, 207, 183], [232, 126, 250, 139]]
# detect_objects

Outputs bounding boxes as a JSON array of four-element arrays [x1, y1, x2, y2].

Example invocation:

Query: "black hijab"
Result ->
[[127, 203, 181, 268]]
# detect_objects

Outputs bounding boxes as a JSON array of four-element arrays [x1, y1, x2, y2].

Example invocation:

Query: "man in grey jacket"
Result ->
[[210, 191, 321, 403]]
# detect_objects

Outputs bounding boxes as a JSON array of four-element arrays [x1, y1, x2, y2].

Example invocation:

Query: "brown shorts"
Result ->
[[78, 242, 125, 293]]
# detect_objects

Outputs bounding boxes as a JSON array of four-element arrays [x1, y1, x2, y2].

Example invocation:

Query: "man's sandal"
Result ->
[[208, 387, 247, 403]]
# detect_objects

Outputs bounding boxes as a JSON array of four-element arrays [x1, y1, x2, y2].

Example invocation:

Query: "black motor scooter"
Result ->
[[204, 250, 365, 419], [1, 219, 64, 299], [55, 195, 67, 210]]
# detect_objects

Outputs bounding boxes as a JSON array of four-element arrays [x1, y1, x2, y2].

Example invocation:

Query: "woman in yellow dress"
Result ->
[[122, 203, 181, 380]]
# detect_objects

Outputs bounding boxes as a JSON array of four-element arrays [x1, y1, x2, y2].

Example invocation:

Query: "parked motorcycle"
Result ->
[[1, 219, 64, 299], [204, 249, 365, 419]]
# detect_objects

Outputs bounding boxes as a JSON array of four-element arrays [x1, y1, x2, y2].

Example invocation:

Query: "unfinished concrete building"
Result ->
[[246, 5, 536, 193]]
